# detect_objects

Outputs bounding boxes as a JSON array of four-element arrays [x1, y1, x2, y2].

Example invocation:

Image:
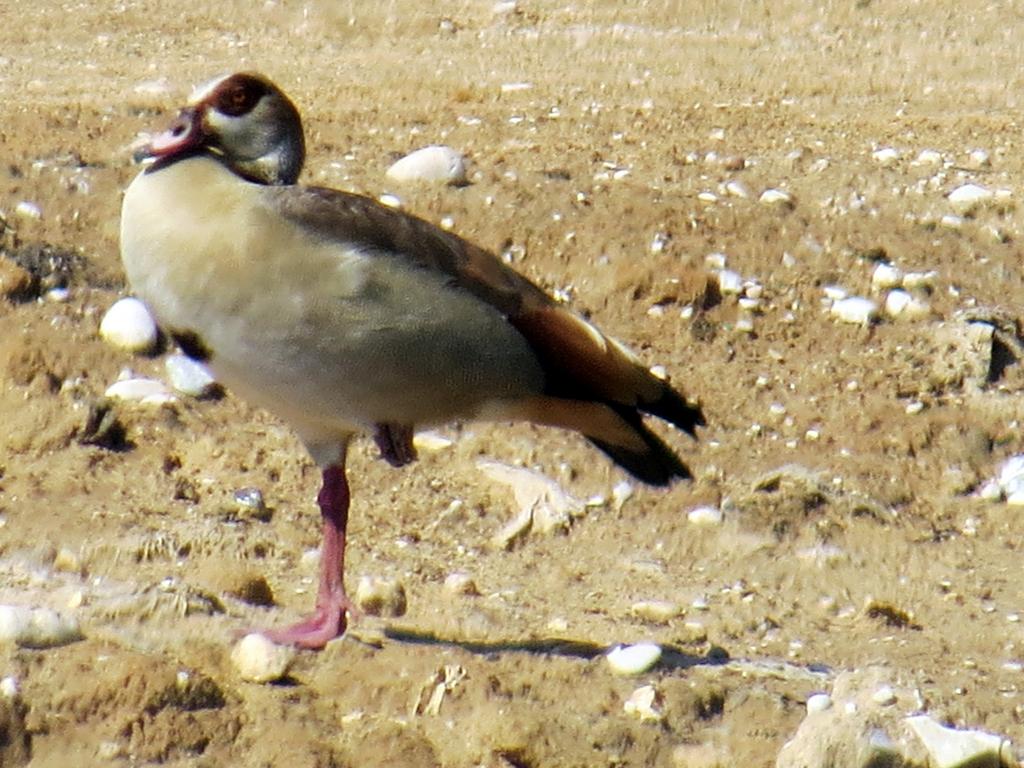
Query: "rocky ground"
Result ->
[[2, 1, 1024, 765]]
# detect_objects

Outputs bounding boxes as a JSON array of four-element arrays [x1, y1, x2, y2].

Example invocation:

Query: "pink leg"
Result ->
[[260, 461, 358, 649]]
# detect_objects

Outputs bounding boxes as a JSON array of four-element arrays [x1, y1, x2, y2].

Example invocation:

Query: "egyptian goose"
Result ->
[[120, 72, 704, 649]]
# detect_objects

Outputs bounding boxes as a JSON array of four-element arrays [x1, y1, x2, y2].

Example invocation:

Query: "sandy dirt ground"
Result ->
[[2, 1, 1024, 765]]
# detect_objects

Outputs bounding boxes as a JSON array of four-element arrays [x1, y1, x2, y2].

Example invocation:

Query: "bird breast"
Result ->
[[120, 156, 545, 435]]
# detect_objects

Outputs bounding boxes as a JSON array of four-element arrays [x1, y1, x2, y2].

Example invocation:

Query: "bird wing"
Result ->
[[269, 185, 700, 432]]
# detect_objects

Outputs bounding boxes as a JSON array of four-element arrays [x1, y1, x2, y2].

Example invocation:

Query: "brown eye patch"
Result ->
[[213, 74, 270, 117]]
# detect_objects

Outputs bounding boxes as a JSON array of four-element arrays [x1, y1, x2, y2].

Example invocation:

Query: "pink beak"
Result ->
[[141, 107, 206, 160]]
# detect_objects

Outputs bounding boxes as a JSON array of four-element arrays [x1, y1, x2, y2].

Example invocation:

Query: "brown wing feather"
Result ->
[[272, 185, 552, 317], [270, 185, 703, 438]]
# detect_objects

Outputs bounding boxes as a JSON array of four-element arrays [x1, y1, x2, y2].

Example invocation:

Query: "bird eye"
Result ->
[[216, 80, 262, 116]]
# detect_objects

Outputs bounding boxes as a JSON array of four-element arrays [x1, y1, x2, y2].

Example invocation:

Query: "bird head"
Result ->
[[139, 72, 305, 185]]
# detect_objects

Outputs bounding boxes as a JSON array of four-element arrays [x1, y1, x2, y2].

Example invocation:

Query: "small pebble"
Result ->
[[997, 456, 1024, 501], [233, 487, 270, 522], [378, 193, 403, 208], [231, 633, 294, 683], [105, 377, 176, 405], [717, 269, 743, 295], [830, 297, 878, 325], [14, 201, 41, 220], [977, 479, 1002, 501], [0, 605, 82, 648], [606, 643, 662, 675], [872, 263, 902, 290], [884, 290, 912, 318], [806, 693, 832, 714], [385, 145, 467, 185], [0, 258, 34, 300], [443, 572, 479, 596], [165, 354, 217, 397], [53, 547, 83, 574], [948, 183, 993, 215], [906, 714, 1010, 768], [697, 191, 719, 204], [623, 684, 664, 722], [100, 297, 159, 353], [300, 548, 321, 570], [872, 147, 900, 166], [884, 290, 929, 320], [872, 685, 897, 706], [612, 480, 635, 510], [759, 188, 794, 208], [913, 149, 943, 166], [687, 505, 723, 525], [823, 285, 848, 301], [705, 252, 728, 270], [724, 180, 750, 198], [902, 270, 938, 290], [355, 575, 407, 617], [0, 676, 18, 698], [45, 287, 70, 302], [413, 430, 455, 452], [630, 600, 683, 623], [968, 148, 991, 167]]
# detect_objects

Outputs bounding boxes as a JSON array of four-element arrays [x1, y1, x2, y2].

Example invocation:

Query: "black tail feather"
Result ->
[[640, 385, 705, 438], [587, 411, 693, 487]]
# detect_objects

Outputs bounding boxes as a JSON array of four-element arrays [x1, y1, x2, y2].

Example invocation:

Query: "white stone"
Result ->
[[100, 298, 158, 353], [830, 297, 878, 325], [872, 685, 897, 706], [872, 147, 900, 166], [905, 714, 1012, 768], [978, 479, 1003, 502], [948, 183, 994, 215], [697, 191, 719, 204], [687, 505, 723, 525], [612, 480, 635, 510], [997, 455, 1024, 498], [0, 605, 81, 648], [630, 600, 683, 623], [606, 643, 662, 675], [355, 575, 407, 617], [806, 693, 832, 714], [413, 430, 454, 452], [902, 270, 938, 290], [822, 285, 848, 301], [378, 193, 403, 208], [0, 676, 18, 698], [968, 148, 991, 167], [443, 572, 479, 596], [1006, 490, 1024, 507], [623, 684, 664, 722], [14, 201, 41, 220], [231, 633, 295, 683], [759, 188, 794, 207], [902, 297, 931, 320], [385, 145, 467, 185], [704, 252, 728, 270], [872, 263, 902, 290], [717, 269, 743, 295], [940, 214, 964, 230], [913, 149, 943, 166], [165, 355, 217, 397], [724, 180, 750, 198], [884, 290, 912, 318], [105, 377, 176, 405]]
